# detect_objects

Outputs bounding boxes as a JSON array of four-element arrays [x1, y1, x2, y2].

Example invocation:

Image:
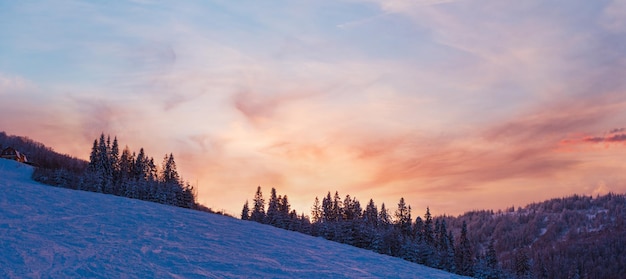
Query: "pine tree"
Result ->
[[161, 153, 180, 184], [86, 138, 102, 192], [379, 203, 391, 226], [110, 137, 120, 194], [241, 200, 250, 220], [322, 192, 333, 223], [364, 199, 378, 227], [343, 195, 354, 220], [434, 219, 441, 249], [332, 191, 343, 222], [147, 157, 157, 181], [311, 196, 322, 224], [352, 198, 362, 220], [299, 213, 311, 234], [135, 148, 147, 180], [514, 248, 531, 279], [395, 197, 412, 236], [180, 182, 196, 208], [437, 219, 446, 248], [266, 188, 279, 225], [424, 207, 434, 245], [437, 219, 455, 272], [99, 134, 114, 193], [88, 139, 99, 172], [445, 230, 456, 273], [455, 221, 473, 276], [478, 239, 500, 279], [119, 146, 134, 182], [251, 186, 265, 223], [278, 195, 290, 228], [413, 216, 424, 242], [486, 239, 497, 271]]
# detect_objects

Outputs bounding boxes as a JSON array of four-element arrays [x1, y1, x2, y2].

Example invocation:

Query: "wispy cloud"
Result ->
[[0, 73, 37, 94], [610, 128, 626, 134], [232, 89, 321, 125], [561, 128, 626, 146], [585, 134, 626, 143], [360, 0, 464, 13], [3, 0, 626, 216]]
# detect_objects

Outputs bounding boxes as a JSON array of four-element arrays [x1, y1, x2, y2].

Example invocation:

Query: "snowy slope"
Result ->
[[0, 159, 468, 278]]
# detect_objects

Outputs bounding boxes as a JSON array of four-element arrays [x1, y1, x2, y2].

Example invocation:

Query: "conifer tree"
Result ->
[[343, 195, 354, 220], [364, 199, 378, 227], [251, 186, 265, 223], [180, 182, 196, 208], [455, 221, 473, 276], [311, 196, 322, 224], [395, 197, 412, 236], [110, 137, 120, 194], [322, 192, 333, 223], [352, 198, 362, 220], [134, 148, 147, 180], [85, 138, 101, 192], [266, 188, 279, 225], [332, 191, 343, 222], [279, 195, 290, 227], [147, 157, 157, 181], [119, 146, 134, 181], [438, 219, 448, 250], [434, 219, 441, 249], [98, 134, 114, 193], [437, 219, 455, 272], [413, 216, 424, 242], [514, 248, 531, 279], [161, 153, 180, 184], [88, 139, 99, 172], [241, 200, 250, 220], [379, 203, 391, 226], [477, 239, 500, 279], [486, 239, 497, 271], [424, 207, 434, 245]]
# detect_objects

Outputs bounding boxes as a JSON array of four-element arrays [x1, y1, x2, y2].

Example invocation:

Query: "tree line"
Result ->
[[30, 133, 198, 210], [241, 187, 503, 278]]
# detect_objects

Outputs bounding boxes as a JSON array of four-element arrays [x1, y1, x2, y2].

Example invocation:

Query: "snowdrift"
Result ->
[[0, 159, 466, 278]]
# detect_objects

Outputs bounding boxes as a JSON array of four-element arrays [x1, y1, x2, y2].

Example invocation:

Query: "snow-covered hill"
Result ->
[[0, 159, 467, 278]]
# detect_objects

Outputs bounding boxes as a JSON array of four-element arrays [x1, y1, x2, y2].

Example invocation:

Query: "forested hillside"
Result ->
[[1, 132, 202, 212], [241, 187, 626, 279], [0, 132, 86, 171], [445, 193, 626, 278]]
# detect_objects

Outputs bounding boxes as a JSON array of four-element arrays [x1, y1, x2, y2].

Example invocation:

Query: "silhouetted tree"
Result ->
[[311, 196, 322, 224], [251, 186, 265, 223], [364, 199, 378, 227], [424, 207, 434, 245], [241, 200, 250, 220], [395, 197, 412, 236]]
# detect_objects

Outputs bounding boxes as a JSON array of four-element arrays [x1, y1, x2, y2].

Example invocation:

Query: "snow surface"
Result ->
[[0, 159, 468, 278]]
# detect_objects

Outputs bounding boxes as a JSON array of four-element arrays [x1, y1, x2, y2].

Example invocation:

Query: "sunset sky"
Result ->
[[1, 0, 626, 217]]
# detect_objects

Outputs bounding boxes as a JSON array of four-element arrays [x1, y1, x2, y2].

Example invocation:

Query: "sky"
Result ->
[[1, 0, 626, 217]]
